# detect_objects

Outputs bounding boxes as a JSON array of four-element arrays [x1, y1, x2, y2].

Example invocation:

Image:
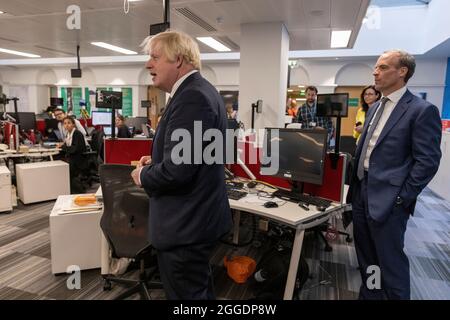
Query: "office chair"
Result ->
[[99, 164, 163, 300]]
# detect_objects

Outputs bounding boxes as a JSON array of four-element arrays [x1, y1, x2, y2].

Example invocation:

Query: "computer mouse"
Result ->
[[316, 205, 327, 212], [247, 181, 257, 188], [264, 201, 278, 208]]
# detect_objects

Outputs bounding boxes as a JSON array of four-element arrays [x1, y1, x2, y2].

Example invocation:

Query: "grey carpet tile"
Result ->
[[0, 255, 49, 288], [0, 286, 42, 300], [27, 242, 52, 260], [409, 256, 450, 282], [410, 276, 450, 300], [299, 285, 359, 300], [0, 230, 49, 254]]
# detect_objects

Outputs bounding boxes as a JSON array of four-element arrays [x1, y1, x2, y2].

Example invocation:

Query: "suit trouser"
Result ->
[[352, 173, 410, 300], [156, 241, 217, 300]]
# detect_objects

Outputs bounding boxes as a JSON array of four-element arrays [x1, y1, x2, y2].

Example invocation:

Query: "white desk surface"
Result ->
[[229, 196, 343, 227], [0, 147, 60, 159]]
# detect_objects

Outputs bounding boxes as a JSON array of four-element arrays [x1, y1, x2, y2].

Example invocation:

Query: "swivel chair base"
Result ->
[[103, 259, 163, 300]]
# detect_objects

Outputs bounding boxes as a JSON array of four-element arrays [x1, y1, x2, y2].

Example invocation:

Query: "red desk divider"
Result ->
[[104, 138, 152, 165], [36, 119, 46, 136]]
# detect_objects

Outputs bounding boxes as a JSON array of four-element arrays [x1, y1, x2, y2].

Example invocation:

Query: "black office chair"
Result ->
[[99, 164, 163, 300]]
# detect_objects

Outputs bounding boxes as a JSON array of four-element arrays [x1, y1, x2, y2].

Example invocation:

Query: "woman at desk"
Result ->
[[115, 115, 131, 138], [57, 117, 88, 193]]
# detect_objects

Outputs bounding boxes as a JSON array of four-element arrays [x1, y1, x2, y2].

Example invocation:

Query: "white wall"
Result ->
[[0, 56, 447, 116]]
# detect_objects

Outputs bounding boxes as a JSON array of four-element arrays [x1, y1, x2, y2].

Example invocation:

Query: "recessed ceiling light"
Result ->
[[0, 11, 5, 14], [0, 47, 40, 58], [331, 30, 352, 48], [91, 42, 137, 55], [298, 85, 305, 88], [196, 37, 231, 52]]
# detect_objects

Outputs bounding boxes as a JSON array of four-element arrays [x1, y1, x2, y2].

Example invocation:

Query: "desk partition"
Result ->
[[104, 138, 152, 165]]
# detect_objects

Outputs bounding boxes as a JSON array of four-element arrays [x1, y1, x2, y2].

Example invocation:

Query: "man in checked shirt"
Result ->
[[296, 86, 334, 148]]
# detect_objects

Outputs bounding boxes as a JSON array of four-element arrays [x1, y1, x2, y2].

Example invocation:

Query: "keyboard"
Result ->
[[227, 189, 248, 200], [272, 189, 332, 208]]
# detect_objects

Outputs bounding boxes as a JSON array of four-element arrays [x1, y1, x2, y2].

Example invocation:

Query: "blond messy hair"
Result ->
[[141, 30, 201, 70]]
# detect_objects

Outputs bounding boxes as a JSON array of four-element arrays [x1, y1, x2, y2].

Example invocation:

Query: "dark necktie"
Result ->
[[356, 97, 389, 180]]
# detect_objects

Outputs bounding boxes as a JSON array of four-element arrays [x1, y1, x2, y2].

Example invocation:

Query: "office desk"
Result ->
[[229, 194, 345, 300], [0, 147, 60, 161], [97, 185, 345, 300]]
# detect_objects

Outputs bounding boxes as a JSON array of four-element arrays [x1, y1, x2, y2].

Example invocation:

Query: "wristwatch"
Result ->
[[395, 196, 404, 206]]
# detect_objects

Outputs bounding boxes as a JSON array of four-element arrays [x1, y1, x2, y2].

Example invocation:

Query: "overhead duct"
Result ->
[[174, 7, 217, 32]]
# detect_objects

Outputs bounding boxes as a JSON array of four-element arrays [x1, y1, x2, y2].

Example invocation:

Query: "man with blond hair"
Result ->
[[131, 30, 232, 300], [347, 50, 442, 299]]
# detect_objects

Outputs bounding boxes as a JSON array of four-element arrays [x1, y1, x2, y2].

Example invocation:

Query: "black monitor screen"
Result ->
[[261, 128, 327, 185], [141, 100, 151, 108], [8, 112, 36, 131], [50, 97, 64, 107], [316, 93, 349, 117], [96, 90, 122, 109], [92, 111, 112, 126]]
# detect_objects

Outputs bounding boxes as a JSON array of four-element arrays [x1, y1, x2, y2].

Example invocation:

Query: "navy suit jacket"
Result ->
[[348, 89, 442, 222], [140, 72, 232, 250]]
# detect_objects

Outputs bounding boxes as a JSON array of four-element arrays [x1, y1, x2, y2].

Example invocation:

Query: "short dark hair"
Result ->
[[62, 116, 75, 125], [360, 85, 381, 112], [385, 50, 416, 83], [305, 86, 318, 94]]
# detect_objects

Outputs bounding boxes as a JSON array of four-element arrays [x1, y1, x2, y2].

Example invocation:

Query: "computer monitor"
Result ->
[[45, 118, 59, 131], [125, 117, 148, 130], [96, 90, 122, 109], [50, 97, 64, 107], [8, 112, 36, 131], [103, 126, 111, 136], [316, 93, 349, 117], [103, 126, 117, 136], [141, 100, 151, 108], [260, 128, 328, 185], [92, 111, 112, 126]]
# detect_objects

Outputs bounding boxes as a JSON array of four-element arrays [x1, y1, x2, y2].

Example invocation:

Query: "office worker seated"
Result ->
[[115, 114, 132, 138], [57, 117, 88, 194], [53, 108, 89, 145]]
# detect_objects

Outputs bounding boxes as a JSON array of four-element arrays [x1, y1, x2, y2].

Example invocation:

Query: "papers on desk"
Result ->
[[57, 196, 102, 215], [241, 193, 268, 205]]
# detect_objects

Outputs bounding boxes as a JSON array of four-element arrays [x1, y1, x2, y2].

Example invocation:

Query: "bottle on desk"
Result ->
[[9, 134, 14, 150]]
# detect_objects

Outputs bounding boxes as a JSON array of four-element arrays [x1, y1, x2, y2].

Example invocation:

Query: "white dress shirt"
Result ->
[[363, 86, 407, 170]]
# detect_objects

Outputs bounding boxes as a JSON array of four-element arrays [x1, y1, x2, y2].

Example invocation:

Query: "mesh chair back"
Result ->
[[99, 164, 151, 258]]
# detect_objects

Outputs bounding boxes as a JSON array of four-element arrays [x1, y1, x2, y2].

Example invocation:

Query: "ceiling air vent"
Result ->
[[175, 7, 217, 32]]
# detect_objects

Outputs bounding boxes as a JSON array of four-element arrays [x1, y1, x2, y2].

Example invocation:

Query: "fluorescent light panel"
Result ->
[[91, 42, 137, 55], [331, 30, 352, 48], [0, 48, 40, 58], [196, 37, 231, 52]]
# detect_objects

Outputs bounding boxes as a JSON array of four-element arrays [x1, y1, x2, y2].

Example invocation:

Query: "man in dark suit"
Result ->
[[347, 50, 442, 300], [131, 30, 232, 299]]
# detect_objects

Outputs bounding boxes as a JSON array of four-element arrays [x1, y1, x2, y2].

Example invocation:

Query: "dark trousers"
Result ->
[[157, 242, 217, 300], [352, 173, 410, 300]]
